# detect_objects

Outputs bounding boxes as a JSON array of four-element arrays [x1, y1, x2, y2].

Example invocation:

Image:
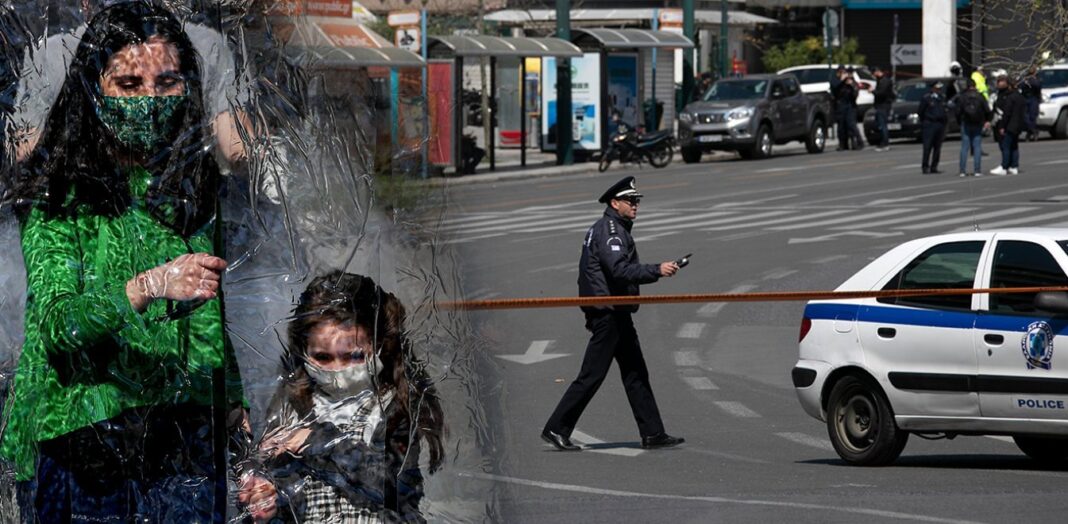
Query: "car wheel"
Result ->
[[681, 146, 702, 164], [649, 144, 673, 168], [750, 125, 773, 159], [1013, 435, 1068, 464], [826, 375, 908, 466], [806, 121, 826, 154], [1055, 109, 1068, 140]]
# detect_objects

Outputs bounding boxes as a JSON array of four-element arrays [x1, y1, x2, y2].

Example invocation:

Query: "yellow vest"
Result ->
[[971, 71, 989, 100]]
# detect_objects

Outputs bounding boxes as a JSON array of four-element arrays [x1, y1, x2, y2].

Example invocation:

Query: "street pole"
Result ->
[[682, 0, 695, 104], [720, 0, 728, 78], [891, 13, 899, 82], [650, 8, 658, 131], [555, 0, 573, 165], [420, 8, 428, 179]]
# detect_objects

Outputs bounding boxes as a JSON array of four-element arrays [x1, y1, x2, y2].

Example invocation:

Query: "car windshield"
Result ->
[[897, 83, 928, 102], [1039, 69, 1068, 89], [704, 80, 768, 101], [1058, 241, 1068, 256]]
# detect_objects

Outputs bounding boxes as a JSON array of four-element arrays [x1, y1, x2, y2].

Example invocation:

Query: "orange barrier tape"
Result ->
[[438, 287, 1068, 311]]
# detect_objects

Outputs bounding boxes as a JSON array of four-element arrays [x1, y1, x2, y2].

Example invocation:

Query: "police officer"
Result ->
[[542, 177, 684, 451], [918, 81, 948, 174]]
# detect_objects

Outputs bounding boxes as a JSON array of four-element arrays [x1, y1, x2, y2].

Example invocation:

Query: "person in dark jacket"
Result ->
[[832, 68, 864, 150], [918, 81, 949, 174], [542, 176, 683, 452], [955, 79, 992, 177], [872, 67, 894, 151], [1020, 66, 1042, 141], [991, 75, 1028, 175]]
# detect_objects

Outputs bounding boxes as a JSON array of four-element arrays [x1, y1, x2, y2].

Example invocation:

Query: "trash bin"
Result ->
[[643, 98, 664, 131]]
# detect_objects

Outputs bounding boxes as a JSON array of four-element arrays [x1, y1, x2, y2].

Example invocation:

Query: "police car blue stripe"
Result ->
[[805, 303, 1068, 334], [1051, 92, 1068, 100]]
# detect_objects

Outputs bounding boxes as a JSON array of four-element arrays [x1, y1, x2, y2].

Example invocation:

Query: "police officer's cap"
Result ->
[[598, 176, 643, 204]]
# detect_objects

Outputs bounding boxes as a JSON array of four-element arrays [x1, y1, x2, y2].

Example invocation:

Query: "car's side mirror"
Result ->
[[1034, 291, 1068, 315]]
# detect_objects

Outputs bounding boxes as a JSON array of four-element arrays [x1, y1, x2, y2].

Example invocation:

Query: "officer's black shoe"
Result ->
[[641, 433, 685, 449], [922, 168, 930, 174], [541, 429, 581, 451], [930, 169, 942, 174]]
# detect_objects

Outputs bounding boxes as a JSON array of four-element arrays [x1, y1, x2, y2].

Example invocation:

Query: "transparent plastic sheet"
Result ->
[[0, 1, 500, 521]]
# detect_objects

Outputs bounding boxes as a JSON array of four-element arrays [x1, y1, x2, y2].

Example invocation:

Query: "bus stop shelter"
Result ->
[[426, 35, 581, 174], [543, 28, 693, 156]]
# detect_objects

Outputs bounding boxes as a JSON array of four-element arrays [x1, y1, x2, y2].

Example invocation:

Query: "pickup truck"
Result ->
[[677, 74, 833, 162]]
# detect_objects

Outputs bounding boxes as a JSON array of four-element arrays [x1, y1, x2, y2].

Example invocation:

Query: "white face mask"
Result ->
[[304, 353, 380, 399]]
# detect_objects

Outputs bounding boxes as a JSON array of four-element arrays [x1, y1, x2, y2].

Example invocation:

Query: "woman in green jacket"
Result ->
[[2, 3, 246, 521]]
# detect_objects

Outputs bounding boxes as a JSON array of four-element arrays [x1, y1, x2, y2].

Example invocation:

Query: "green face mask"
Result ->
[[97, 95, 187, 152]]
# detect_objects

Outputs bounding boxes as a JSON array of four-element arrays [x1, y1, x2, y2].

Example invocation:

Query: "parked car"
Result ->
[[862, 77, 962, 144], [778, 64, 876, 120], [1037, 61, 1068, 139], [795, 229, 1068, 466], [677, 74, 832, 162]]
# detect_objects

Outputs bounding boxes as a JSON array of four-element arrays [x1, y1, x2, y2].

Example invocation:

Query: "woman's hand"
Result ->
[[238, 473, 278, 523], [125, 253, 227, 312]]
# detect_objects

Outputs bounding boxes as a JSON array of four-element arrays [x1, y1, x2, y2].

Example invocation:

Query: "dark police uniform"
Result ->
[[543, 177, 682, 450], [918, 84, 948, 173]]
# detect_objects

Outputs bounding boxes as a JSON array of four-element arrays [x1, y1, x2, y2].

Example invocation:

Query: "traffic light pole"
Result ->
[[555, 0, 573, 166]]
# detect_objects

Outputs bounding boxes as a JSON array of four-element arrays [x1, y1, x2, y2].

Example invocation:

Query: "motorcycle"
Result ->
[[598, 124, 675, 172]]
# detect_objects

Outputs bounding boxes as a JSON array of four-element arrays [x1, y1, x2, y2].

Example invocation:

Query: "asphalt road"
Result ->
[[430, 136, 1068, 523]]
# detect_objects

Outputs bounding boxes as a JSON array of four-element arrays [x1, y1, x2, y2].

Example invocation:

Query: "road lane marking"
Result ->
[[770, 208, 916, 231], [635, 211, 737, 228], [682, 376, 718, 390], [676, 323, 706, 339], [893, 163, 922, 170], [775, 432, 835, 451], [633, 232, 680, 242], [755, 161, 854, 173], [703, 209, 853, 232], [569, 429, 645, 457], [868, 190, 954, 205], [953, 208, 1068, 230], [713, 401, 761, 418], [460, 472, 983, 523], [530, 262, 575, 274], [496, 340, 570, 365], [513, 214, 672, 234], [642, 210, 794, 232], [830, 207, 974, 230], [809, 254, 849, 264], [788, 231, 904, 245], [762, 269, 798, 280], [896, 206, 1036, 230], [674, 350, 701, 367], [713, 194, 799, 207], [1039, 159, 1068, 165], [437, 233, 506, 245], [698, 284, 758, 317]]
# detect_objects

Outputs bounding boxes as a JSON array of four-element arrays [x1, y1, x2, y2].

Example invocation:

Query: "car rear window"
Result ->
[[879, 241, 985, 310], [1039, 69, 1068, 89]]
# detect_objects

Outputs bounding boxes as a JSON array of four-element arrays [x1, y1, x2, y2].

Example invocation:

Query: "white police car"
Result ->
[[1037, 61, 1068, 139], [794, 229, 1068, 466]]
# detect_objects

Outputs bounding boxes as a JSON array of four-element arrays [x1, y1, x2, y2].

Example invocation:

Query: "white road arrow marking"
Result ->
[[788, 231, 904, 245], [496, 340, 569, 365], [570, 429, 645, 457], [868, 190, 953, 206]]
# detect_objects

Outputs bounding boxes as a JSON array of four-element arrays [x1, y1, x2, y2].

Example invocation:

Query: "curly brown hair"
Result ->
[[284, 271, 445, 473]]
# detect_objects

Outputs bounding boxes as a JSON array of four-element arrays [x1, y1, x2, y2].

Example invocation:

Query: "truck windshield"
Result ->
[[704, 80, 768, 101], [1039, 69, 1068, 89]]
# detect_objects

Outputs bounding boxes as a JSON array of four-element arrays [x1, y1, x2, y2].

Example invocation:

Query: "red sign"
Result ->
[[270, 0, 352, 18], [428, 62, 454, 166]]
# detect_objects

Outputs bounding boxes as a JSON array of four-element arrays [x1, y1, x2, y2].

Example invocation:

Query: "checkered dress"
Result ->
[[297, 391, 393, 523]]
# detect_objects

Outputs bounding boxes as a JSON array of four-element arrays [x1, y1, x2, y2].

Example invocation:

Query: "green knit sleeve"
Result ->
[[21, 209, 139, 355]]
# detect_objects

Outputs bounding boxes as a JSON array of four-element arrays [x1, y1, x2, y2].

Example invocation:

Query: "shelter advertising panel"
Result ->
[[541, 53, 601, 151]]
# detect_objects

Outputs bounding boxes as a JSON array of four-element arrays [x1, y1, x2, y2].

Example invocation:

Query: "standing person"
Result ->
[[1021, 66, 1042, 141], [238, 271, 446, 523], [971, 65, 990, 101], [542, 177, 683, 452], [872, 66, 894, 152], [956, 78, 992, 177], [844, 70, 866, 151], [991, 75, 1028, 175], [918, 81, 948, 174], [0, 4, 247, 521], [833, 68, 862, 150]]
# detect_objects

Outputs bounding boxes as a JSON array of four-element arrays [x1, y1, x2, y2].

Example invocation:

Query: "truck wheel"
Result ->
[[750, 125, 773, 160], [806, 121, 826, 154], [681, 146, 702, 164], [1055, 109, 1068, 140], [826, 375, 908, 466], [1013, 436, 1068, 463]]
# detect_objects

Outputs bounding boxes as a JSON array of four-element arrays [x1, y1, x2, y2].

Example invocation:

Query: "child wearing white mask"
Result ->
[[238, 271, 446, 523]]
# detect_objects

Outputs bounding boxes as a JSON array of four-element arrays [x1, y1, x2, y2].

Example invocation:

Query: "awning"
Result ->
[[426, 35, 582, 58], [572, 29, 694, 49], [274, 16, 425, 68], [485, 9, 777, 27]]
